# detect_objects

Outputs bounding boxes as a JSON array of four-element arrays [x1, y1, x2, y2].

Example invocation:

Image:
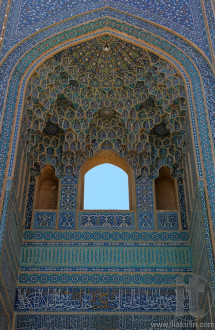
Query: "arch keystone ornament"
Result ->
[[0, 3, 214, 328]]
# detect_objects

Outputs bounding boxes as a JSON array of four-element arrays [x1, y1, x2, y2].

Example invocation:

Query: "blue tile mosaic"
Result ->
[[202, 0, 215, 55], [22, 230, 190, 242], [16, 0, 196, 32], [157, 212, 179, 230], [33, 211, 56, 230], [78, 212, 135, 230], [60, 185, 77, 210], [137, 211, 155, 230], [58, 211, 75, 230], [1, 1, 210, 61], [61, 174, 78, 185], [20, 165, 29, 218], [178, 184, 188, 230], [18, 272, 192, 285], [136, 175, 152, 185], [0, 0, 8, 38], [13, 142, 23, 194], [22, 241, 189, 247], [136, 185, 153, 211], [24, 183, 34, 229], [20, 245, 192, 271]]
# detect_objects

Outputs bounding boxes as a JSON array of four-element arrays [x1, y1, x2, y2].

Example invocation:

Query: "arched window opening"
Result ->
[[155, 167, 178, 210], [35, 165, 59, 210], [78, 151, 136, 211], [84, 163, 129, 210]]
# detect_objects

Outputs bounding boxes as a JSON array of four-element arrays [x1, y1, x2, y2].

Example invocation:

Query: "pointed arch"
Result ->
[[0, 15, 215, 321], [34, 165, 59, 210], [154, 166, 178, 211]]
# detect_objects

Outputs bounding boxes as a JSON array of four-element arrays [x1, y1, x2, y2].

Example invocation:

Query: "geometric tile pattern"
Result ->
[[32, 211, 56, 230], [137, 211, 155, 230], [136, 185, 153, 211], [23, 230, 190, 242], [58, 211, 75, 229], [24, 183, 35, 229], [18, 272, 192, 285], [157, 212, 179, 230], [61, 174, 78, 185], [178, 184, 188, 230], [78, 212, 135, 230], [16, 0, 195, 33], [20, 246, 192, 270], [60, 185, 77, 210], [2, 1, 208, 62]]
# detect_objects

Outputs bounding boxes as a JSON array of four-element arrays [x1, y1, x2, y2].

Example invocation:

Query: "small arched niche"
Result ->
[[35, 165, 59, 210], [78, 151, 135, 210], [155, 167, 178, 211]]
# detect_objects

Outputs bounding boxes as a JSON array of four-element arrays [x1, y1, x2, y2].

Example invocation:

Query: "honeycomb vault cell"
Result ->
[[25, 36, 187, 180]]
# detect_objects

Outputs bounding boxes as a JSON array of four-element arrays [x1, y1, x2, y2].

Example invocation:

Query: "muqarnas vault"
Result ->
[[0, 1, 215, 329]]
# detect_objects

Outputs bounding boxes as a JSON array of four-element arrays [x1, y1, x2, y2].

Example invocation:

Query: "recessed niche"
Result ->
[[35, 165, 59, 210]]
